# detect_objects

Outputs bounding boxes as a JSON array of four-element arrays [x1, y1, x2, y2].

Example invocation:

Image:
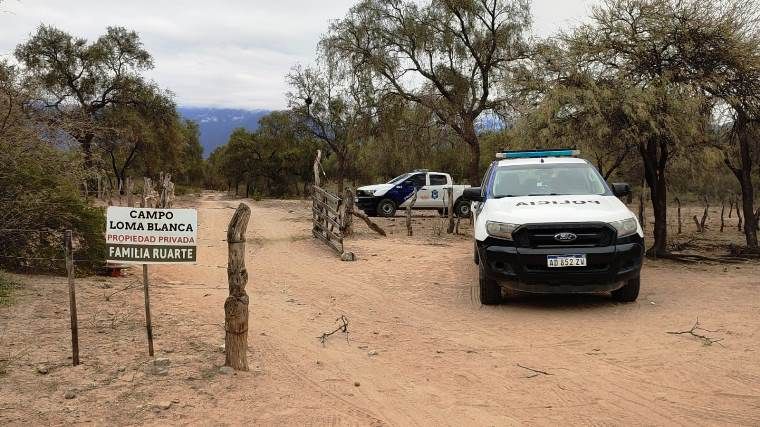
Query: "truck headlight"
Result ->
[[486, 221, 518, 240], [610, 217, 638, 238]]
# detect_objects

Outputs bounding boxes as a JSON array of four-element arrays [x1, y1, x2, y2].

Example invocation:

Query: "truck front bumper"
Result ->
[[355, 196, 380, 212], [477, 237, 644, 294]]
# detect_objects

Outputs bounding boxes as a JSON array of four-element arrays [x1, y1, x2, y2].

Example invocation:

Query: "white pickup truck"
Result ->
[[355, 170, 471, 217]]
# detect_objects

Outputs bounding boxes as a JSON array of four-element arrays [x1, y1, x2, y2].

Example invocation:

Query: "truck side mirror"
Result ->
[[462, 187, 484, 202], [610, 183, 631, 198]]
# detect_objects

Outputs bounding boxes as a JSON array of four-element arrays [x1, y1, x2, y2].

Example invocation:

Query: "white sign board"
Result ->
[[106, 207, 197, 264]]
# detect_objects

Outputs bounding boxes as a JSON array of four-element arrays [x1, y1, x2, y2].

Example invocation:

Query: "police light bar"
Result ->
[[496, 149, 580, 159]]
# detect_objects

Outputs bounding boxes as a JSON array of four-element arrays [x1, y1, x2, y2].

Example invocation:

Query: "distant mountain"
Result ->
[[178, 107, 271, 157]]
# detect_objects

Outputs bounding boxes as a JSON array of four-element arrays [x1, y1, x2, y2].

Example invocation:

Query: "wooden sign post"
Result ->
[[105, 206, 198, 356]]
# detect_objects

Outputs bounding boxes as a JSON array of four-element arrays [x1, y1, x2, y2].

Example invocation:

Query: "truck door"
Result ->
[[421, 173, 448, 208]]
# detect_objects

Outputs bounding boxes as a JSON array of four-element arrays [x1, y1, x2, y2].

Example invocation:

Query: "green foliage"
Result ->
[[0, 139, 105, 274], [207, 111, 319, 197], [1, 57, 105, 274]]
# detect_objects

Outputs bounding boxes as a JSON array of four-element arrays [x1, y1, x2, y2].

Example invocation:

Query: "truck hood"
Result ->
[[482, 194, 635, 224], [357, 184, 394, 195]]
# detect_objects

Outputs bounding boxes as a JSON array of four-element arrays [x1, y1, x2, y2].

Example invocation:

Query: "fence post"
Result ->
[[406, 189, 418, 237], [64, 230, 79, 366], [142, 264, 154, 356], [446, 188, 455, 234], [342, 188, 354, 237], [225, 203, 251, 371]]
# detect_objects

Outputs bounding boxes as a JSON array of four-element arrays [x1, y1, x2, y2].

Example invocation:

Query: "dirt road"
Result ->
[[2, 192, 760, 425]]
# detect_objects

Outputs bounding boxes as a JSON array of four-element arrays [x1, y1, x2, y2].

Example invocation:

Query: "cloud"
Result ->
[[0, 0, 596, 110]]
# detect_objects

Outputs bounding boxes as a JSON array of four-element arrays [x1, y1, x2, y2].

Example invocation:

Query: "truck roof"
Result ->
[[495, 157, 588, 167]]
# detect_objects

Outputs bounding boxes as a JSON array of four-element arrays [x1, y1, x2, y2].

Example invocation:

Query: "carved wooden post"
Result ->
[[446, 187, 455, 234], [313, 150, 322, 188], [225, 203, 251, 371], [406, 189, 418, 236], [342, 188, 354, 237]]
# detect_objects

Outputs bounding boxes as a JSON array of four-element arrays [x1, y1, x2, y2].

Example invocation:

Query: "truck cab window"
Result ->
[[406, 173, 427, 188], [429, 174, 447, 186]]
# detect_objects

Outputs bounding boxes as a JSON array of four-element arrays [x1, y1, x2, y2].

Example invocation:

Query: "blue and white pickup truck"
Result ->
[[356, 170, 471, 217]]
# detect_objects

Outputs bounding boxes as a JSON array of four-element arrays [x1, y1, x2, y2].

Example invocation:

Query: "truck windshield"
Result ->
[[387, 173, 411, 184], [489, 163, 610, 198]]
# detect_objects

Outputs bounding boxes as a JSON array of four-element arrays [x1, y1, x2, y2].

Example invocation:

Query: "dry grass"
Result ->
[[0, 271, 20, 306]]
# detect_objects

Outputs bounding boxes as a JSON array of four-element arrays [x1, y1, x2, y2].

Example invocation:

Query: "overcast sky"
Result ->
[[0, 0, 595, 110]]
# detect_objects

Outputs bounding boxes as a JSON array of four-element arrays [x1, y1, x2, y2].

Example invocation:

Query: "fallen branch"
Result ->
[[517, 363, 553, 378], [655, 252, 748, 264], [352, 211, 386, 236], [318, 315, 349, 346], [667, 318, 724, 346]]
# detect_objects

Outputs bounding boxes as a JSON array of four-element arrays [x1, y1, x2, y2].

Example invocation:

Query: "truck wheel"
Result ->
[[612, 276, 640, 302], [478, 262, 501, 305], [454, 199, 471, 218], [377, 199, 397, 217]]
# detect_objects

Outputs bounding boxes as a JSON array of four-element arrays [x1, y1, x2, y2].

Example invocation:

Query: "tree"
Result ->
[[15, 25, 152, 168], [324, 0, 531, 185], [287, 58, 372, 191], [509, 55, 639, 180], [0, 60, 104, 274], [667, 0, 760, 249], [562, 0, 711, 257], [98, 83, 180, 191]]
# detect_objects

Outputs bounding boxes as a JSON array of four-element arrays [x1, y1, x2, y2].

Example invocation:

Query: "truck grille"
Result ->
[[513, 223, 615, 248]]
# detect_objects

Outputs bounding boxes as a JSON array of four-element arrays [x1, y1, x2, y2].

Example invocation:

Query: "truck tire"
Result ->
[[377, 199, 397, 217], [454, 199, 471, 218], [612, 276, 640, 302], [478, 262, 501, 305]]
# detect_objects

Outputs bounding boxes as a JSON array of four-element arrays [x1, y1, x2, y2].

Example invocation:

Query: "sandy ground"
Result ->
[[1, 191, 760, 426]]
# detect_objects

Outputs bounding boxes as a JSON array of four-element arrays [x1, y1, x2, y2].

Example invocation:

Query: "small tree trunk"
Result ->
[[463, 121, 481, 186], [720, 201, 725, 233], [699, 197, 709, 231], [693, 215, 703, 232], [126, 177, 134, 207], [737, 198, 743, 231], [638, 190, 646, 229], [406, 189, 418, 237], [225, 203, 251, 371], [675, 197, 682, 235]]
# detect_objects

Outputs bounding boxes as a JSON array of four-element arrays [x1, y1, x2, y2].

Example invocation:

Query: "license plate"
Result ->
[[547, 254, 587, 268]]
